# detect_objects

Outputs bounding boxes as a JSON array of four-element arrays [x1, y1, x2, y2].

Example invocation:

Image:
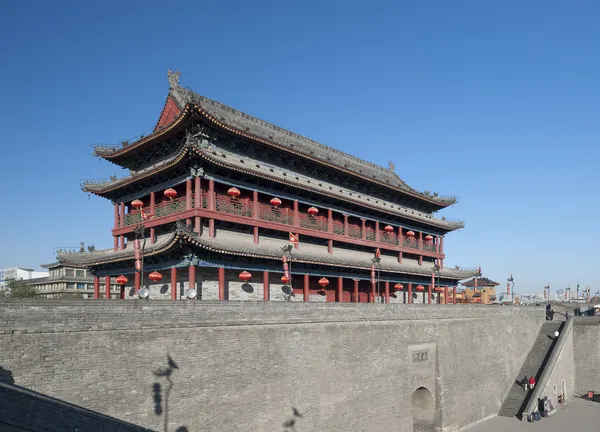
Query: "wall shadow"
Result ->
[[0, 365, 150, 431]]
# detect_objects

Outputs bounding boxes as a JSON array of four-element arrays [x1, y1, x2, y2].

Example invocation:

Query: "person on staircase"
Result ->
[[529, 376, 536, 390]]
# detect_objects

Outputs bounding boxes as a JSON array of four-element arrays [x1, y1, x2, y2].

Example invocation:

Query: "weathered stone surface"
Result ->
[[573, 318, 600, 395], [0, 300, 545, 431]]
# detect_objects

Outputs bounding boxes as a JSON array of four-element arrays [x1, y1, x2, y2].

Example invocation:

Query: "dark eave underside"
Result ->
[[58, 224, 476, 280]]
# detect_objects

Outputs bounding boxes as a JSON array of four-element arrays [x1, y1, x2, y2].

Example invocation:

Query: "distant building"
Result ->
[[459, 277, 499, 304], [0, 267, 48, 289], [23, 262, 120, 299]]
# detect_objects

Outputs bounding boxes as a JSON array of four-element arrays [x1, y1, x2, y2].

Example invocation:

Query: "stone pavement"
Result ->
[[463, 397, 599, 431]]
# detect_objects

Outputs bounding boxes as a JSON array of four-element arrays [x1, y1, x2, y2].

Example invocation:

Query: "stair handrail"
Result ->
[[521, 319, 574, 420]]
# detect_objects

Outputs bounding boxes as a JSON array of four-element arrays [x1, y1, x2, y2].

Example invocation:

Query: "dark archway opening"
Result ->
[[412, 387, 434, 432]]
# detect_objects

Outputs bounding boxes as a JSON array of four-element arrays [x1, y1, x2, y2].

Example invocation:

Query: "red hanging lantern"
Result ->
[[384, 225, 394, 233], [164, 188, 178, 199], [416, 284, 424, 291], [318, 277, 329, 288], [406, 230, 415, 237], [239, 271, 252, 282], [307, 206, 319, 216], [116, 275, 128, 285], [394, 283, 404, 290], [148, 271, 163, 283], [281, 275, 290, 284], [270, 197, 282, 207], [227, 187, 241, 199], [131, 199, 143, 209]]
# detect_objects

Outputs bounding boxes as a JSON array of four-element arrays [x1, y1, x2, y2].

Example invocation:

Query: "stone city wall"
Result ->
[[0, 301, 545, 432], [573, 318, 600, 396]]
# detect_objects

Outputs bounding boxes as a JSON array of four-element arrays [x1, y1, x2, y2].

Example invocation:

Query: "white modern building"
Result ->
[[0, 267, 48, 288]]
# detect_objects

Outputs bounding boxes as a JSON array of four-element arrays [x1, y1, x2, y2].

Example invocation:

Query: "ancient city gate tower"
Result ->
[[58, 71, 477, 300]]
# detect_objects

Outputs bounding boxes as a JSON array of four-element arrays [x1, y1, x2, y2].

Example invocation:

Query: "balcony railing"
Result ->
[[120, 192, 441, 255], [258, 204, 294, 225]]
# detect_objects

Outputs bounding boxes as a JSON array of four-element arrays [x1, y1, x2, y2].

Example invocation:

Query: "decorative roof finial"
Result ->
[[388, 160, 396, 172], [167, 70, 180, 89]]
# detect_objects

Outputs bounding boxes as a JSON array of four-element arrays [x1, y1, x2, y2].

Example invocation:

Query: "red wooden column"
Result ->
[[252, 190, 259, 244], [375, 221, 380, 243], [93, 276, 100, 299], [419, 232, 423, 251], [444, 286, 448, 305], [208, 179, 215, 238], [114, 203, 119, 228], [398, 227, 404, 247], [218, 267, 225, 301], [353, 279, 358, 302], [384, 281, 390, 304], [398, 251, 403, 264], [303, 274, 309, 302], [119, 202, 125, 228], [343, 214, 349, 237], [185, 179, 192, 226], [134, 271, 140, 294], [263, 271, 270, 301], [428, 274, 433, 305], [327, 240, 333, 254], [113, 204, 119, 250], [188, 265, 195, 295], [194, 177, 202, 234], [440, 236, 445, 267], [104, 276, 111, 299], [171, 267, 177, 300], [328, 209, 333, 233], [150, 191, 156, 244], [293, 200, 300, 227], [119, 202, 125, 251], [362, 219, 367, 240], [337, 277, 343, 303], [408, 282, 413, 304], [453, 286, 457, 304]]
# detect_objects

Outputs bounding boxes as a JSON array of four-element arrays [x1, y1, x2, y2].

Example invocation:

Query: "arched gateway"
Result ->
[[412, 387, 435, 432]]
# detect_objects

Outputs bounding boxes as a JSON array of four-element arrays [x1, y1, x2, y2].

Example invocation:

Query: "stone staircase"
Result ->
[[498, 321, 563, 418]]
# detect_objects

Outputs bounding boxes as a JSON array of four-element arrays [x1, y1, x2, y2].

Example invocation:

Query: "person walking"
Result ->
[[529, 376, 536, 390], [522, 376, 529, 391], [565, 311, 569, 321]]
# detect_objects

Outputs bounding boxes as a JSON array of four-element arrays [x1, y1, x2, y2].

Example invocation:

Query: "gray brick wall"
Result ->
[[574, 319, 600, 395], [0, 382, 149, 431], [0, 300, 545, 432]]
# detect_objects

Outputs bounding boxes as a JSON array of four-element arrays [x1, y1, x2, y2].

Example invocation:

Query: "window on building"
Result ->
[[67, 283, 75, 289], [77, 283, 85, 290], [65, 269, 74, 277], [76, 269, 85, 278]]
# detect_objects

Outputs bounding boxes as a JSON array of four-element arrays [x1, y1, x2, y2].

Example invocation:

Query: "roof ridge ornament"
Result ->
[[167, 69, 180, 89], [388, 161, 395, 172]]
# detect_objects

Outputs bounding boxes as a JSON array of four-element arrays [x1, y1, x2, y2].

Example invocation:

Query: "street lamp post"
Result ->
[[370, 256, 381, 303], [507, 273, 515, 304]]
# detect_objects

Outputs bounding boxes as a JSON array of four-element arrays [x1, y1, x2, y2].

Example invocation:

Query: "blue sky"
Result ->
[[1, 0, 599, 297]]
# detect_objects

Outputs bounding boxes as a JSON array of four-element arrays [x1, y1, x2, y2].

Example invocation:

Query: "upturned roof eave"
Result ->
[[58, 225, 475, 280], [81, 144, 464, 232], [93, 85, 457, 208]]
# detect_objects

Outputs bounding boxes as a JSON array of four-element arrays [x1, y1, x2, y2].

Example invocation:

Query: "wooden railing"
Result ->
[[120, 192, 440, 254]]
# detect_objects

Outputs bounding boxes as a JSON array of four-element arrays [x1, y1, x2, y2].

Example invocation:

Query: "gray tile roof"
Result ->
[[170, 84, 456, 206], [84, 138, 463, 231], [57, 224, 476, 281]]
